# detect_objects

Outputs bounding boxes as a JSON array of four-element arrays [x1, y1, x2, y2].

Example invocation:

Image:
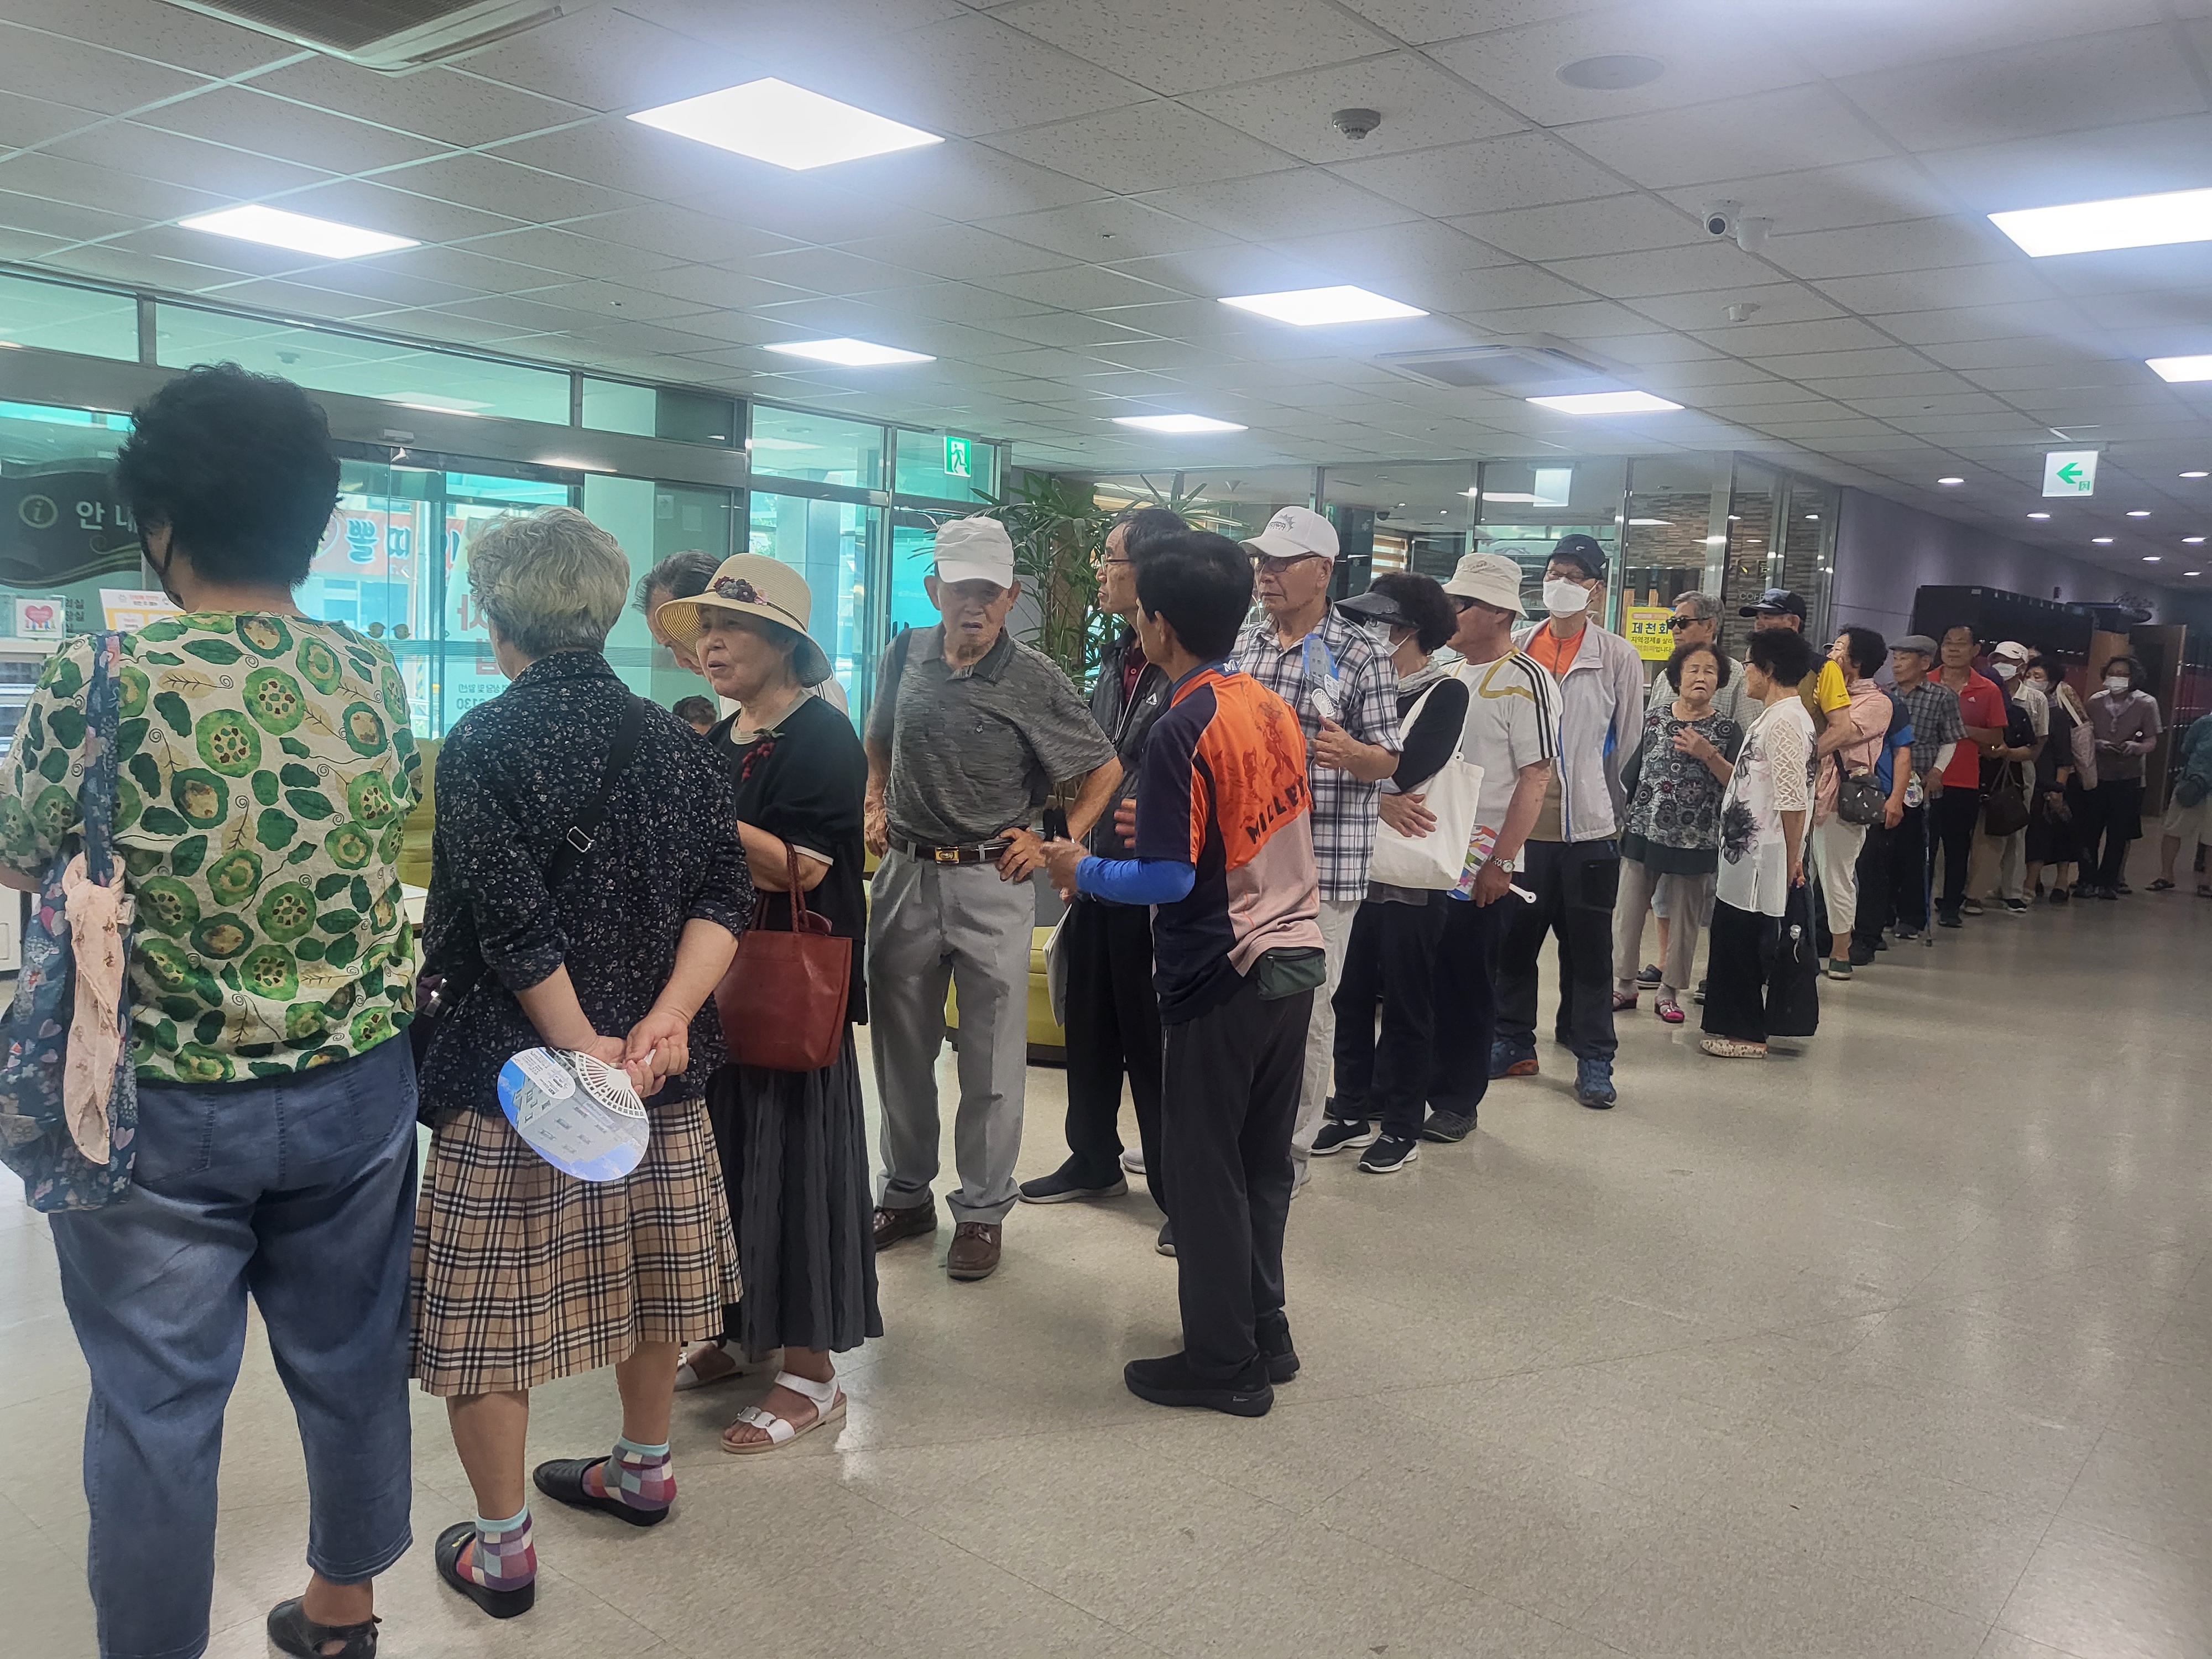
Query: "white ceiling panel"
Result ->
[[379, 153, 644, 227], [975, 197, 1230, 263], [1559, 86, 1891, 191], [1759, 0, 2173, 80], [847, 13, 1150, 139], [138, 87, 451, 175], [1139, 171, 1424, 241], [0, 149, 231, 226], [1545, 240, 1778, 300], [274, 179, 528, 245], [1333, 0, 1618, 48], [842, 224, 1077, 282], [1913, 113, 2212, 215], [1766, 218, 2017, 283], [1876, 304, 2103, 349], [0, 187, 160, 245], [1180, 52, 1524, 163], [1328, 132, 1623, 217], [0, 91, 100, 155], [1812, 265, 2060, 317], [1833, 27, 2208, 154], [1650, 160, 1954, 237], [1447, 195, 1702, 262], [0, 20, 212, 116], [987, 101, 1291, 193], [452, 7, 735, 114], [1428, 3, 1809, 128], [41, 122, 331, 201], [238, 60, 593, 150], [1626, 285, 1846, 331], [1000, 0, 1395, 98]]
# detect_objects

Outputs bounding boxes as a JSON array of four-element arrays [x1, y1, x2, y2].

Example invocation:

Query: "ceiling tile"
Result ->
[[1756, 346, 1944, 380], [1000, 0, 1395, 97], [843, 14, 1151, 138], [1766, 217, 2016, 281], [42, 122, 332, 202], [241, 60, 591, 149], [0, 187, 139, 244], [1454, 298, 1657, 338], [141, 87, 452, 176], [452, 7, 734, 113], [377, 153, 645, 227], [978, 264, 1191, 310], [1430, 2, 1810, 127], [551, 205, 800, 267], [0, 21, 211, 116], [830, 142, 1104, 225], [456, 225, 685, 282], [1448, 194, 1702, 262], [1332, 0, 1615, 48], [862, 282, 1056, 325], [1559, 85, 1891, 189], [1877, 302, 2101, 348], [1651, 159, 1954, 237], [974, 197, 1230, 263], [3, 0, 302, 77], [275, 179, 529, 245], [1814, 265, 2059, 316], [0, 90, 101, 155], [1546, 241, 1777, 300], [987, 101, 1291, 193], [1833, 26, 2207, 153], [1328, 131, 1623, 216], [0, 149, 230, 225], [1139, 170, 1422, 241], [1627, 284, 1845, 331], [841, 223, 1077, 281], [1179, 51, 1524, 163], [735, 245, 909, 297]]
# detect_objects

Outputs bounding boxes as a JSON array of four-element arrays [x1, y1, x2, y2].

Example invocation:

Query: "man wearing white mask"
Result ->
[[1493, 535, 1644, 1109], [1232, 505, 1401, 1187]]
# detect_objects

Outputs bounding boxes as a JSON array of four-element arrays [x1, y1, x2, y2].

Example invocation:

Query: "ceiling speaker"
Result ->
[[158, 0, 561, 70]]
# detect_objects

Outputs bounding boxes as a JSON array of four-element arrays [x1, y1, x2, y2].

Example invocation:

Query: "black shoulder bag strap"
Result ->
[[545, 695, 646, 891]]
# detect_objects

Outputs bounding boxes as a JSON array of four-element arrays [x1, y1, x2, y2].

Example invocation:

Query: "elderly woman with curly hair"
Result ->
[[411, 507, 752, 1620]]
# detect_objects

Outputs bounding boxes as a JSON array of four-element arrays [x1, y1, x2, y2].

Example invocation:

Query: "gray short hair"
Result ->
[[1672, 590, 1721, 622], [467, 506, 630, 659]]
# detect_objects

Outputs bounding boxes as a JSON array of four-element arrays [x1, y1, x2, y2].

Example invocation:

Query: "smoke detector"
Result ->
[[157, 0, 562, 70]]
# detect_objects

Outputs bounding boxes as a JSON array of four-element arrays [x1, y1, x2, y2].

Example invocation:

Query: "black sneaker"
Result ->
[[2049, 886, 2070, 904], [1937, 912, 1963, 929], [1848, 940, 1876, 967], [1635, 962, 1662, 987], [1124, 1352, 1272, 1417], [1693, 978, 1707, 1006], [1421, 1108, 1475, 1142], [1895, 927, 1921, 941], [2004, 898, 2030, 915], [1874, 934, 1891, 951], [1257, 1317, 1300, 1384], [1311, 1117, 1379, 1156], [1359, 1134, 1421, 1173], [1155, 1219, 1175, 1258], [1017, 1166, 1129, 1204]]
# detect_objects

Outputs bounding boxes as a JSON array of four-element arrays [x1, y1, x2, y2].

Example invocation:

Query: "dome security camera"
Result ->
[[1332, 107, 1383, 140], [1701, 200, 1741, 239]]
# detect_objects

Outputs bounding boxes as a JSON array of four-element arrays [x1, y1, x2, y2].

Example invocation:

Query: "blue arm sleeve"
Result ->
[[1078, 855, 1196, 905]]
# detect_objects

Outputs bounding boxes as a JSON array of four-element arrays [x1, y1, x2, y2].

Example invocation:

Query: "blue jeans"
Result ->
[[50, 1036, 419, 1659]]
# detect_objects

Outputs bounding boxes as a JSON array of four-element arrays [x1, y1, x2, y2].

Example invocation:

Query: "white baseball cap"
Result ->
[[1991, 639, 2031, 663], [1244, 504, 1338, 563], [932, 516, 1016, 588], [1443, 550, 1527, 617]]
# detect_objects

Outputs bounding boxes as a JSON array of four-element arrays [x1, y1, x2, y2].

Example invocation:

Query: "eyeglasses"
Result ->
[[1665, 615, 1703, 631], [1097, 555, 1133, 569]]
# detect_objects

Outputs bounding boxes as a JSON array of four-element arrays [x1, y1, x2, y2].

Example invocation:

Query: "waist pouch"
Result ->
[[1254, 946, 1327, 1001]]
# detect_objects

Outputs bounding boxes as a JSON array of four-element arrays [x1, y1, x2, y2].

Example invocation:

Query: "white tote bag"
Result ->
[[1367, 676, 1484, 890]]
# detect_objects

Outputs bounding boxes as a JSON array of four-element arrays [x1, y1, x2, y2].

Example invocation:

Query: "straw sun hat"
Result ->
[[652, 553, 832, 686]]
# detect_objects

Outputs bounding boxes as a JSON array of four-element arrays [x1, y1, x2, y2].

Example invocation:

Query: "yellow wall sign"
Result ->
[[1626, 606, 1675, 662]]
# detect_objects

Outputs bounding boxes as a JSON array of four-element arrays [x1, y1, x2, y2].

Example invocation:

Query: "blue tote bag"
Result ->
[[0, 634, 139, 1213]]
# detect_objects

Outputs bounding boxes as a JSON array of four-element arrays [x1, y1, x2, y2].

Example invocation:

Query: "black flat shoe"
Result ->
[[434, 1522, 535, 1620], [267, 1599, 379, 1659], [534, 1457, 668, 1527], [1124, 1352, 1273, 1417]]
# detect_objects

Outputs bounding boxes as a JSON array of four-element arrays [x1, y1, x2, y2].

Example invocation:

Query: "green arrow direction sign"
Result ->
[[2042, 449, 2099, 497]]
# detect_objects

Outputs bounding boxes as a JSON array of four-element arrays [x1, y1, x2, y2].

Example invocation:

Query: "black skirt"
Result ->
[[707, 1026, 881, 1360]]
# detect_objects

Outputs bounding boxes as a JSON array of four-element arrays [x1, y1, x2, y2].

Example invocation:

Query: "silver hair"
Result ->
[[1671, 590, 1721, 622], [467, 506, 630, 659]]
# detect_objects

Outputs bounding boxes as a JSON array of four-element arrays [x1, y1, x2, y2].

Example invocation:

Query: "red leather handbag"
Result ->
[[715, 846, 852, 1072]]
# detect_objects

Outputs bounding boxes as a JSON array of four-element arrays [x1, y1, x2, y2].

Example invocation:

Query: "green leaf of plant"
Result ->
[[170, 834, 207, 877], [285, 789, 336, 821], [251, 771, 280, 806], [314, 873, 351, 900], [139, 806, 189, 837], [183, 639, 244, 665], [280, 764, 322, 790], [255, 809, 296, 850], [154, 690, 193, 737], [285, 842, 317, 864], [279, 737, 312, 758]]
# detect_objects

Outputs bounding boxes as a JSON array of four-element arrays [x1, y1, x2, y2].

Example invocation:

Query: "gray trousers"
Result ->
[[868, 848, 1037, 1224]]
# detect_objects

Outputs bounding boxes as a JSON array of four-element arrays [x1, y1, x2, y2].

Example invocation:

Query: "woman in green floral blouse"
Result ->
[[0, 366, 421, 1659]]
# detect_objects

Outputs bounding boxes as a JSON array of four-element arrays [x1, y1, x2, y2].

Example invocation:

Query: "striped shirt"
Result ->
[[1453, 650, 1562, 877]]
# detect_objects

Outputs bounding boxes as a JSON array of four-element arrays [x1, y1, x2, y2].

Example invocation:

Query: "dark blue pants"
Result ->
[[51, 1036, 419, 1659], [1426, 891, 1511, 1119], [1495, 840, 1621, 1063]]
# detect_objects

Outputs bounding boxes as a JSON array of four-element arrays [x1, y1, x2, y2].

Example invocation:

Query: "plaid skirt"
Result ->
[[409, 1098, 742, 1397]]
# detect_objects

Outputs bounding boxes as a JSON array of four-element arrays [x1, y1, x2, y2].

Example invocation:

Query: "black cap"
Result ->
[[1337, 586, 1410, 627], [1740, 587, 1807, 619], [1549, 533, 1606, 580]]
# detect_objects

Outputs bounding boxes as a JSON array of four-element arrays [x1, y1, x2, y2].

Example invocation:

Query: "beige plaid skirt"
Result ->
[[409, 1097, 742, 1397]]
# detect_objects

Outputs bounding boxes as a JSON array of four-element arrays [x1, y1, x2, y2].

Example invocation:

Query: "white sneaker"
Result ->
[[1119, 1147, 1145, 1176]]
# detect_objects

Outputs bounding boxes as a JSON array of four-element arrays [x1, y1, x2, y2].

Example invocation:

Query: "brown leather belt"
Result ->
[[890, 834, 1013, 866]]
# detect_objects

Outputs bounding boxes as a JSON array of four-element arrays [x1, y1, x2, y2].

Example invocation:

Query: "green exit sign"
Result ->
[[943, 436, 972, 479]]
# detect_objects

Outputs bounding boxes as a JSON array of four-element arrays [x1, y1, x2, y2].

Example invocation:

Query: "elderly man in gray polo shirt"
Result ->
[[864, 517, 1120, 1282]]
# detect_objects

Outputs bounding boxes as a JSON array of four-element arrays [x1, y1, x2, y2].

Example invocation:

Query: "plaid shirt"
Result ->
[[1891, 678, 1964, 778], [1234, 607, 1401, 902]]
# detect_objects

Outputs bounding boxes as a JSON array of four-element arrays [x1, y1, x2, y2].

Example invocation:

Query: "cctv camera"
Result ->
[[1701, 200, 1741, 239], [1332, 107, 1382, 140]]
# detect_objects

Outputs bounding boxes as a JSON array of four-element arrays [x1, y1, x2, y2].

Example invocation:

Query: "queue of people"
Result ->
[[12, 364, 2203, 1659]]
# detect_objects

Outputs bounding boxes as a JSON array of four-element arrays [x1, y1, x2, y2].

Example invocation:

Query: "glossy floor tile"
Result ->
[[6, 885, 2210, 1658]]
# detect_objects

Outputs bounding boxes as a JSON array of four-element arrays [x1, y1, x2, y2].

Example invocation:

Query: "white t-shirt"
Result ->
[[1450, 648, 1562, 880], [1717, 696, 1815, 917]]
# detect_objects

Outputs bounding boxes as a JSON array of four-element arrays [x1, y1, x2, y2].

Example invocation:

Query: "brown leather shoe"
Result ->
[[945, 1221, 1001, 1281], [873, 1200, 937, 1253]]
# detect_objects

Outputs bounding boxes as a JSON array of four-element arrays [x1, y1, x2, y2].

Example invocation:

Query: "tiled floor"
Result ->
[[6, 887, 2210, 1659]]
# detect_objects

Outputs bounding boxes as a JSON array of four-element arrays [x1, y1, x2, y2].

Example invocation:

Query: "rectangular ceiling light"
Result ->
[[2147, 354, 2212, 383], [765, 338, 933, 367], [1112, 414, 1247, 434], [1990, 187, 2212, 257], [1219, 285, 1426, 326], [179, 205, 416, 259], [1526, 390, 1682, 415], [630, 78, 941, 170]]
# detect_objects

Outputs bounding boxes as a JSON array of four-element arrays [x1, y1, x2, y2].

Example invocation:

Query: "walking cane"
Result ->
[[1920, 797, 1937, 948]]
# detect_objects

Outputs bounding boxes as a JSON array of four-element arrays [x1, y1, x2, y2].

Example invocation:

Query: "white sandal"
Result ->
[[721, 1371, 846, 1455], [674, 1343, 745, 1392]]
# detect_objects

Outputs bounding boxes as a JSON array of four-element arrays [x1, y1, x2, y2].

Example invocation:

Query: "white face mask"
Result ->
[[1542, 577, 1591, 616], [1994, 661, 2017, 680], [2105, 676, 2130, 695], [1363, 618, 1396, 648]]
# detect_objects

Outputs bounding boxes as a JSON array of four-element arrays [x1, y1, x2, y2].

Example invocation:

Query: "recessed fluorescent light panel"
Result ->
[[1937, 477, 1965, 486], [629, 78, 941, 170], [1990, 187, 2212, 257], [1219, 285, 1426, 326], [179, 205, 416, 259], [1526, 391, 1682, 415], [2093, 536, 2115, 544], [2183, 470, 2210, 478], [2028, 512, 2052, 519], [2147, 354, 2212, 383], [764, 338, 932, 367], [2187, 536, 2208, 544], [1112, 414, 1247, 434]]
